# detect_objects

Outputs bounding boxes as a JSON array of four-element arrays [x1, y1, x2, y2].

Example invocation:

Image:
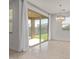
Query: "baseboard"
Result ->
[[49, 39, 70, 42]]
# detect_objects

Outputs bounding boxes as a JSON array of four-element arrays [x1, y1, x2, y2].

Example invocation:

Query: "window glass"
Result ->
[[62, 17, 70, 30], [9, 9, 13, 32]]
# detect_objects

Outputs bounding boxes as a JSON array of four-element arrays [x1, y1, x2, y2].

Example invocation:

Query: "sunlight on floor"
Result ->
[[29, 38, 46, 46], [29, 38, 40, 46]]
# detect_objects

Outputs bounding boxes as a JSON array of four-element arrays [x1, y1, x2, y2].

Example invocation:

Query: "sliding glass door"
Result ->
[[29, 19, 40, 46], [29, 18, 48, 46], [41, 19, 48, 42]]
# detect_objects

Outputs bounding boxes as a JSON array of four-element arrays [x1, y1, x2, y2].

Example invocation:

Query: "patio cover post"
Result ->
[[31, 20, 35, 39]]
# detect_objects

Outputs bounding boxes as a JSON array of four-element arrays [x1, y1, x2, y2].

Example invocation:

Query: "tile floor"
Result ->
[[9, 40, 70, 59]]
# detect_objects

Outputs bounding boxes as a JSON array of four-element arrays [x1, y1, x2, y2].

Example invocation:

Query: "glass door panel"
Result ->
[[29, 19, 40, 46], [41, 19, 48, 42]]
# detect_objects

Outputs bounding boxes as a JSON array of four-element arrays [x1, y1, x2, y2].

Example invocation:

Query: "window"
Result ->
[[9, 9, 13, 32], [62, 17, 70, 30]]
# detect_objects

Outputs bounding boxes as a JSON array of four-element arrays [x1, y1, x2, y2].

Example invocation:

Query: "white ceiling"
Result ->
[[27, 0, 70, 14]]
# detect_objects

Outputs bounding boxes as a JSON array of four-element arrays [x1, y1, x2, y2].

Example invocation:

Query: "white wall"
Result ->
[[9, 0, 29, 52], [48, 15, 52, 40], [51, 15, 70, 41], [9, 0, 21, 51]]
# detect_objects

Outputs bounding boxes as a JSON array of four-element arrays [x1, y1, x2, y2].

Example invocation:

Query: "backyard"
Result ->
[[33, 33, 48, 41]]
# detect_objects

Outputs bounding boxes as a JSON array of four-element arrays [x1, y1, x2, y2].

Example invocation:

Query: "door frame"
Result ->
[[29, 18, 49, 47]]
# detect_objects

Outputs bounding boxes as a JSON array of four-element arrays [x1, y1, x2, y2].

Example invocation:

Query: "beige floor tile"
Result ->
[[9, 40, 70, 59]]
